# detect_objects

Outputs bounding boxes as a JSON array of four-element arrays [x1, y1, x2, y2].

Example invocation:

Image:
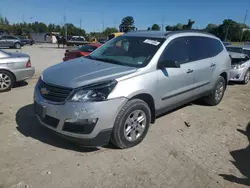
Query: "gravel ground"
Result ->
[[0, 44, 249, 188]]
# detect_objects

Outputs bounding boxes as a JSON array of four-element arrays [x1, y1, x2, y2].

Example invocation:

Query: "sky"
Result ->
[[0, 0, 250, 33]]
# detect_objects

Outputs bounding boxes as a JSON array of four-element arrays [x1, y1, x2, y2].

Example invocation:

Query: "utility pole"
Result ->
[[63, 14, 67, 38], [240, 10, 248, 42], [30, 17, 34, 23], [80, 18, 82, 29], [162, 16, 164, 31], [225, 25, 230, 41], [22, 14, 25, 23], [102, 20, 105, 32]]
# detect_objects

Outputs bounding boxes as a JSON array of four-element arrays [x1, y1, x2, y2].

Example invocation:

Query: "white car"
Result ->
[[229, 52, 250, 84]]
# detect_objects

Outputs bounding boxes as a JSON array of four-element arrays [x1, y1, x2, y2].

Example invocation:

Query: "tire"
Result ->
[[242, 70, 250, 85], [0, 70, 15, 92], [110, 99, 151, 149], [204, 76, 226, 106], [14, 42, 21, 49]]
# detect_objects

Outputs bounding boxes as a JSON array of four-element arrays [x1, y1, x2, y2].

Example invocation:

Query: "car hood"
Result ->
[[42, 58, 137, 88]]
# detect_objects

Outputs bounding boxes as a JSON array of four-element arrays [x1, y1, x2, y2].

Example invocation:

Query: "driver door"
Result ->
[[156, 37, 196, 111]]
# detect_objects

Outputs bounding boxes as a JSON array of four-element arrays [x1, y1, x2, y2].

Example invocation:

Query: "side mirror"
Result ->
[[158, 60, 180, 69]]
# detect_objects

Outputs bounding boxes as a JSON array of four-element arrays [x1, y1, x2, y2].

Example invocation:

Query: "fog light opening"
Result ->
[[65, 118, 98, 125]]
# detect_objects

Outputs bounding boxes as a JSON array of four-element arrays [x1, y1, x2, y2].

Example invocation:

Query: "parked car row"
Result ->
[[0, 49, 35, 92], [0, 35, 34, 49]]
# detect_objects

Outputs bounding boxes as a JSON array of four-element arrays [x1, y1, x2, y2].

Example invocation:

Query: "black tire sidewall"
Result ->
[[243, 70, 250, 84], [15, 43, 21, 49], [0, 71, 15, 92], [211, 77, 226, 105], [112, 100, 151, 148]]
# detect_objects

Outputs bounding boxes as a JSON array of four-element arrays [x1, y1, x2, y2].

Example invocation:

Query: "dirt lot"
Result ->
[[0, 44, 250, 188]]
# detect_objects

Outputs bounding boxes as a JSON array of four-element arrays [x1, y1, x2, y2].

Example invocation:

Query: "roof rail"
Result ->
[[165, 30, 215, 36]]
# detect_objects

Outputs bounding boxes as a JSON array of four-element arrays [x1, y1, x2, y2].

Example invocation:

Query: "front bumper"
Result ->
[[34, 86, 127, 146], [12, 67, 35, 81], [229, 68, 246, 81]]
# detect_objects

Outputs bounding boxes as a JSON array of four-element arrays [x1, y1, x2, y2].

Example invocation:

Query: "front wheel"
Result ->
[[204, 76, 226, 106], [0, 70, 15, 92], [14, 42, 21, 49], [243, 70, 250, 85], [111, 99, 151, 149]]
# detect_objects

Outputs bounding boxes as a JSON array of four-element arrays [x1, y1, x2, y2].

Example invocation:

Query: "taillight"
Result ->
[[26, 59, 31, 68]]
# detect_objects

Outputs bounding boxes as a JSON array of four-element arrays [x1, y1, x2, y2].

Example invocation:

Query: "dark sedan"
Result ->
[[17, 36, 35, 45]]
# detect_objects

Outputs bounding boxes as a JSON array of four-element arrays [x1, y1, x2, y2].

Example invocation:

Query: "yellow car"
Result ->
[[108, 32, 124, 40]]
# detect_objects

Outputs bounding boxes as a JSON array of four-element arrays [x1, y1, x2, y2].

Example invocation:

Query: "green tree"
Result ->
[[4, 17, 9, 25], [182, 19, 195, 30], [147, 27, 151, 30], [119, 16, 136, 32], [206, 24, 218, 33], [243, 30, 250, 41], [103, 27, 118, 37], [175, 23, 183, 30], [166, 20, 195, 31], [151, 24, 160, 30]]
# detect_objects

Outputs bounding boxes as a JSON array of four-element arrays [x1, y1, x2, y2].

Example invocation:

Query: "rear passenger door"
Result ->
[[188, 36, 220, 93]]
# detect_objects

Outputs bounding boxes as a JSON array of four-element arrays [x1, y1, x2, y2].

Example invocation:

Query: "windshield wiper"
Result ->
[[93, 57, 122, 65]]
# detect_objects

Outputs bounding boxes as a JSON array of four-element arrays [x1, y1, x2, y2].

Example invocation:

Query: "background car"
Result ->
[[0, 49, 35, 92], [222, 41, 231, 46], [229, 52, 250, 84], [63, 43, 102, 61], [0, 35, 24, 49], [17, 36, 35, 45], [226, 45, 250, 57]]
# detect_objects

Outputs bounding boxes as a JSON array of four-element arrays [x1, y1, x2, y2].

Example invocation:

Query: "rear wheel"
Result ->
[[204, 76, 226, 106], [111, 99, 151, 149], [14, 42, 21, 49], [0, 70, 15, 92], [243, 70, 250, 84]]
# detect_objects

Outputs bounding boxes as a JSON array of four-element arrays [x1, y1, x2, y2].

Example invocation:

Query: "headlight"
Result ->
[[69, 80, 117, 102], [40, 73, 44, 81], [232, 63, 246, 69]]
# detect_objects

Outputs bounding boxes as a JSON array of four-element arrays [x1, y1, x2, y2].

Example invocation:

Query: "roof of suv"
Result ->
[[123, 30, 215, 38]]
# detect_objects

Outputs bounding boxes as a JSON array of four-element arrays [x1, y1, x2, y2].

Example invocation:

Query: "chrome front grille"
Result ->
[[38, 80, 73, 103]]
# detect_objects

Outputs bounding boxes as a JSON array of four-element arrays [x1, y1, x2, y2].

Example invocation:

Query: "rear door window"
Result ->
[[189, 36, 223, 60], [189, 36, 210, 61], [207, 38, 223, 57]]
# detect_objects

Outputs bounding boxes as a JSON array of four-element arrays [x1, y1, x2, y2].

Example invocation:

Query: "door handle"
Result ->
[[210, 63, 216, 67], [186, 69, 193, 74]]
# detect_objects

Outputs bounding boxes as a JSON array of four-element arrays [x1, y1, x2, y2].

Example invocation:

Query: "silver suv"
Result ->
[[34, 31, 231, 149]]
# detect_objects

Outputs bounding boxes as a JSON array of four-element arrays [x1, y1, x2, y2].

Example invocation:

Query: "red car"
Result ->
[[63, 43, 102, 61]]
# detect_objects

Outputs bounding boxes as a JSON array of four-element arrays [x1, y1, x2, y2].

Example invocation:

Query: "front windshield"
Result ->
[[226, 47, 243, 53], [89, 36, 165, 67], [78, 45, 97, 52]]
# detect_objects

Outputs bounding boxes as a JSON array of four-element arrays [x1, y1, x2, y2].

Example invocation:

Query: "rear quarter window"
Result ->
[[207, 38, 223, 57], [189, 36, 223, 61]]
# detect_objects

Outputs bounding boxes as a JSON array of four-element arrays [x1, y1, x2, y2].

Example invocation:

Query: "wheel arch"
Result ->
[[220, 72, 228, 88], [129, 93, 156, 124], [0, 69, 16, 82]]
